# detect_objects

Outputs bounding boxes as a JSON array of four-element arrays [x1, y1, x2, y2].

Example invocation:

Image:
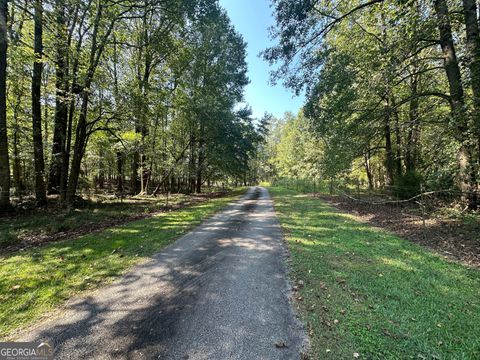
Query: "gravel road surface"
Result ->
[[19, 187, 306, 359]]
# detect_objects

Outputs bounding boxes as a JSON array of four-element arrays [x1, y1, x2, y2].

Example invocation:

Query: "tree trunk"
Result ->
[[60, 3, 86, 202], [462, 0, 480, 208], [435, 0, 476, 208], [132, 4, 152, 196], [116, 151, 123, 192], [65, 91, 88, 204], [384, 98, 395, 186], [97, 149, 105, 189], [131, 151, 140, 193], [12, 119, 24, 195], [48, 0, 69, 194], [32, 0, 47, 206], [188, 133, 196, 194], [60, 95, 74, 201], [406, 73, 420, 172], [392, 97, 403, 178], [364, 150, 374, 190], [196, 137, 204, 193], [0, 0, 10, 210], [12, 131, 21, 192], [462, 0, 480, 131], [435, 0, 465, 114], [65, 2, 116, 205]]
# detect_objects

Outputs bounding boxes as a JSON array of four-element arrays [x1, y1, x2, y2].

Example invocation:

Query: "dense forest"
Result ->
[[1, 0, 480, 212], [263, 0, 480, 210], [0, 0, 268, 211]]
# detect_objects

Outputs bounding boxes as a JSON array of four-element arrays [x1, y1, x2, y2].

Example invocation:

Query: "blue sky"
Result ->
[[219, 0, 304, 119]]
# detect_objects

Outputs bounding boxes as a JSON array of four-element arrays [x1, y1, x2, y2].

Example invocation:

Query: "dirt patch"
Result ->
[[0, 191, 231, 256], [315, 194, 480, 268]]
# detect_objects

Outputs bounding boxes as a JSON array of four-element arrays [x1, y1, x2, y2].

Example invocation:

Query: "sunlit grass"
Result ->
[[0, 190, 244, 340], [270, 187, 480, 360]]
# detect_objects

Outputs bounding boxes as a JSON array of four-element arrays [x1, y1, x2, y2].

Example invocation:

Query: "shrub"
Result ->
[[394, 171, 423, 199]]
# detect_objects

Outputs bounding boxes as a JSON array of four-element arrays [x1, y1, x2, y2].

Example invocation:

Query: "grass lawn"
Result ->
[[0, 189, 244, 340], [269, 187, 480, 360]]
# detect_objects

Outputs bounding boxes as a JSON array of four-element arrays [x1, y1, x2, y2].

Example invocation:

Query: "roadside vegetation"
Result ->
[[270, 187, 480, 359], [0, 189, 244, 340], [0, 190, 227, 251], [0, 0, 266, 213], [262, 0, 480, 210], [272, 178, 480, 268]]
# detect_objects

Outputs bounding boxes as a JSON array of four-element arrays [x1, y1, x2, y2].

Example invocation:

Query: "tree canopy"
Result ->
[[263, 0, 480, 209], [0, 0, 267, 209]]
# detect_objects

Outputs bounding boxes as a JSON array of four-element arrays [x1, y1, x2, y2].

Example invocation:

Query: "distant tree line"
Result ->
[[264, 0, 480, 209], [0, 0, 267, 210]]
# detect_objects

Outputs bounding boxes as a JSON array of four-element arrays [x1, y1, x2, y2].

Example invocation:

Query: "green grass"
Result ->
[[0, 189, 244, 340], [269, 187, 480, 360], [0, 193, 198, 247]]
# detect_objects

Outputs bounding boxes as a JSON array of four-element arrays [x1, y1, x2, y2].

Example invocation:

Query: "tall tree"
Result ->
[[65, 1, 133, 204], [462, 0, 480, 207], [0, 0, 10, 210], [32, 0, 47, 205], [47, 0, 69, 194], [434, 0, 476, 209], [0, 0, 255, 207], [264, 0, 479, 208], [462, 0, 480, 136]]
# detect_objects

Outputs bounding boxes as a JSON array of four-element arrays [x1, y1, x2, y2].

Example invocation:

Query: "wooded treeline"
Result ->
[[0, 0, 266, 211], [263, 0, 480, 209]]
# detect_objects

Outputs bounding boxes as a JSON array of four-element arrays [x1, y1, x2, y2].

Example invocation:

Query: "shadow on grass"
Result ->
[[271, 187, 480, 359], [11, 188, 303, 359], [0, 194, 241, 340], [0, 193, 199, 248]]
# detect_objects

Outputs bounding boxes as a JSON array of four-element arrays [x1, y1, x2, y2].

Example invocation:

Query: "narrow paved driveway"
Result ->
[[20, 187, 306, 359]]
